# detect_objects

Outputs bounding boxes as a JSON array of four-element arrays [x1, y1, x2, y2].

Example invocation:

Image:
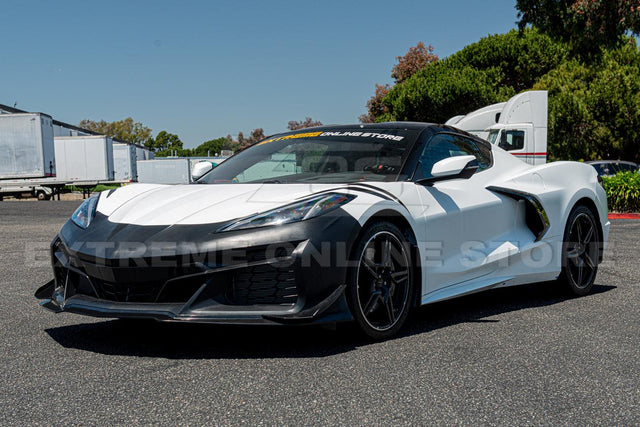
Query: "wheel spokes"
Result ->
[[582, 251, 596, 269], [582, 223, 594, 244], [391, 269, 409, 283], [362, 255, 378, 278], [383, 293, 395, 323], [566, 246, 581, 259], [576, 258, 584, 285], [576, 219, 584, 243], [363, 291, 382, 314], [381, 238, 392, 267]]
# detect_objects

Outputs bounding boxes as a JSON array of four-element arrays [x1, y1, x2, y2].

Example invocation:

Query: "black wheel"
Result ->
[[558, 205, 599, 296], [346, 222, 414, 340], [36, 191, 48, 201]]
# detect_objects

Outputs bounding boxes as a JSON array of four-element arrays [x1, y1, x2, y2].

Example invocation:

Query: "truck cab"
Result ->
[[446, 91, 548, 165]]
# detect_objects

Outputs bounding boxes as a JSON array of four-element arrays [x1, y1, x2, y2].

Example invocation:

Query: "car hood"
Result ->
[[96, 183, 342, 226]]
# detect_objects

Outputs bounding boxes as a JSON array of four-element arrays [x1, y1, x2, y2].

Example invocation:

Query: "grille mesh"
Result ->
[[229, 264, 297, 306]]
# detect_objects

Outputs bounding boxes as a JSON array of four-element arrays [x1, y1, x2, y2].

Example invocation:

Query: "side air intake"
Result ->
[[486, 186, 550, 242]]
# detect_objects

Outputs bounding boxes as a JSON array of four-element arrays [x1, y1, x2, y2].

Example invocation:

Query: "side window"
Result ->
[[617, 163, 635, 173], [417, 133, 491, 179], [498, 130, 525, 151]]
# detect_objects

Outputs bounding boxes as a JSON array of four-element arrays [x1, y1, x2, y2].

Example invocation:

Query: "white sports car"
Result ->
[[36, 123, 609, 339]]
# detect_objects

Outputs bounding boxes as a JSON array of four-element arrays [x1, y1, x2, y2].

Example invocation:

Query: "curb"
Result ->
[[608, 213, 640, 219]]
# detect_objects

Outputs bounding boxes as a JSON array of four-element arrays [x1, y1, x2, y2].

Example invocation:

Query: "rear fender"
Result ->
[[488, 161, 605, 240]]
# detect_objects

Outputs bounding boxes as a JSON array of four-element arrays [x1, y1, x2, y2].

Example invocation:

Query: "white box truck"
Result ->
[[446, 90, 548, 165], [137, 158, 191, 184], [54, 135, 115, 181], [113, 143, 138, 182], [0, 113, 56, 179]]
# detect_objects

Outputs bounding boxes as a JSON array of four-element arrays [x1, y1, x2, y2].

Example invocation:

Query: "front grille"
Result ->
[[93, 279, 165, 303], [229, 264, 298, 305]]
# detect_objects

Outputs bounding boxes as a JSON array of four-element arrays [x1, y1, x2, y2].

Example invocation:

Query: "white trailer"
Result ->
[[0, 113, 56, 179], [446, 90, 548, 165], [113, 143, 138, 182], [137, 158, 191, 184], [136, 146, 154, 161], [54, 136, 115, 181]]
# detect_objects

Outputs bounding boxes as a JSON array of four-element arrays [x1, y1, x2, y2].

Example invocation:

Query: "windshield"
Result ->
[[199, 128, 420, 184], [487, 129, 500, 145]]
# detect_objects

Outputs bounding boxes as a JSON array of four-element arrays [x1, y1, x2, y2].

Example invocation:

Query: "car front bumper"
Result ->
[[35, 210, 361, 325]]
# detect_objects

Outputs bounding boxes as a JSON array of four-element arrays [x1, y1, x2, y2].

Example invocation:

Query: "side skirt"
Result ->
[[421, 276, 513, 305]]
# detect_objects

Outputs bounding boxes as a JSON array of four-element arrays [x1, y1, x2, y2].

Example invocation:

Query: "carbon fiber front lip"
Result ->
[[39, 285, 350, 325]]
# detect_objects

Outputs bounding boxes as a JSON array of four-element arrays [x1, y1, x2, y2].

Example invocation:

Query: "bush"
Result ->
[[602, 171, 640, 212]]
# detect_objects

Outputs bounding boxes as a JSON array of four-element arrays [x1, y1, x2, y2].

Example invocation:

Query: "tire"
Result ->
[[558, 205, 600, 296], [36, 191, 49, 201], [346, 222, 414, 340]]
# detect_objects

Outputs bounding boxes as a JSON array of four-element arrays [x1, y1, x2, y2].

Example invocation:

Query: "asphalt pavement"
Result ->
[[1, 201, 638, 425]]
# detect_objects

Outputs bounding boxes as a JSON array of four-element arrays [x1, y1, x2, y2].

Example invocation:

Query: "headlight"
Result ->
[[218, 192, 356, 232], [71, 194, 99, 229]]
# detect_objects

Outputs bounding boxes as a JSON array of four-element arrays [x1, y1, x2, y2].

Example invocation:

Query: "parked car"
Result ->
[[586, 160, 639, 177], [36, 123, 609, 339]]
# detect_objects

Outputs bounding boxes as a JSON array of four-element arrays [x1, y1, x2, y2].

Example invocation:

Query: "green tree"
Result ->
[[78, 117, 152, 144], [154, 148, 192, 157], [366, 29, 568, 123], [534, 42, 640, 162], [446, 28, 568, 92], [381, 64, 514, 123], [192, 137, 232, 157], [516, 0, 640, 56], [150, 131, 190, 156], [152, 131, 183, 151]]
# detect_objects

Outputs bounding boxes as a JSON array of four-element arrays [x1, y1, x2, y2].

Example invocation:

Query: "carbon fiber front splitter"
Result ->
[[36, 279, 351, 325]]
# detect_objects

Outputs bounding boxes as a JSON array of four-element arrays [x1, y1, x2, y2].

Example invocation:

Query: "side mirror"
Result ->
[[191, 162, 213, 182], [417, 155, 478, 185]]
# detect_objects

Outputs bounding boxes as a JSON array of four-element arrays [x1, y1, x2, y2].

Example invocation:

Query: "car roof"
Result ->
[[277, 122, 436, 133], [272, 121, 484, 140], [586, 160, 639, 166], [263, 122, 491, 151]]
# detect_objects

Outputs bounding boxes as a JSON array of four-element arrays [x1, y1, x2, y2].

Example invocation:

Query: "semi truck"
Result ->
[[446, 90, 548, 165]]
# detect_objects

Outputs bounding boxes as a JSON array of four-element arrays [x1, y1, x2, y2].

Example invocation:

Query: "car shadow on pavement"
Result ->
[[44, 282, 615, 359]]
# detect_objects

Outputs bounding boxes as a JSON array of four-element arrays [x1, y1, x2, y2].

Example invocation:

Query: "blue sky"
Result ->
[[1, 0, 519, 148]]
